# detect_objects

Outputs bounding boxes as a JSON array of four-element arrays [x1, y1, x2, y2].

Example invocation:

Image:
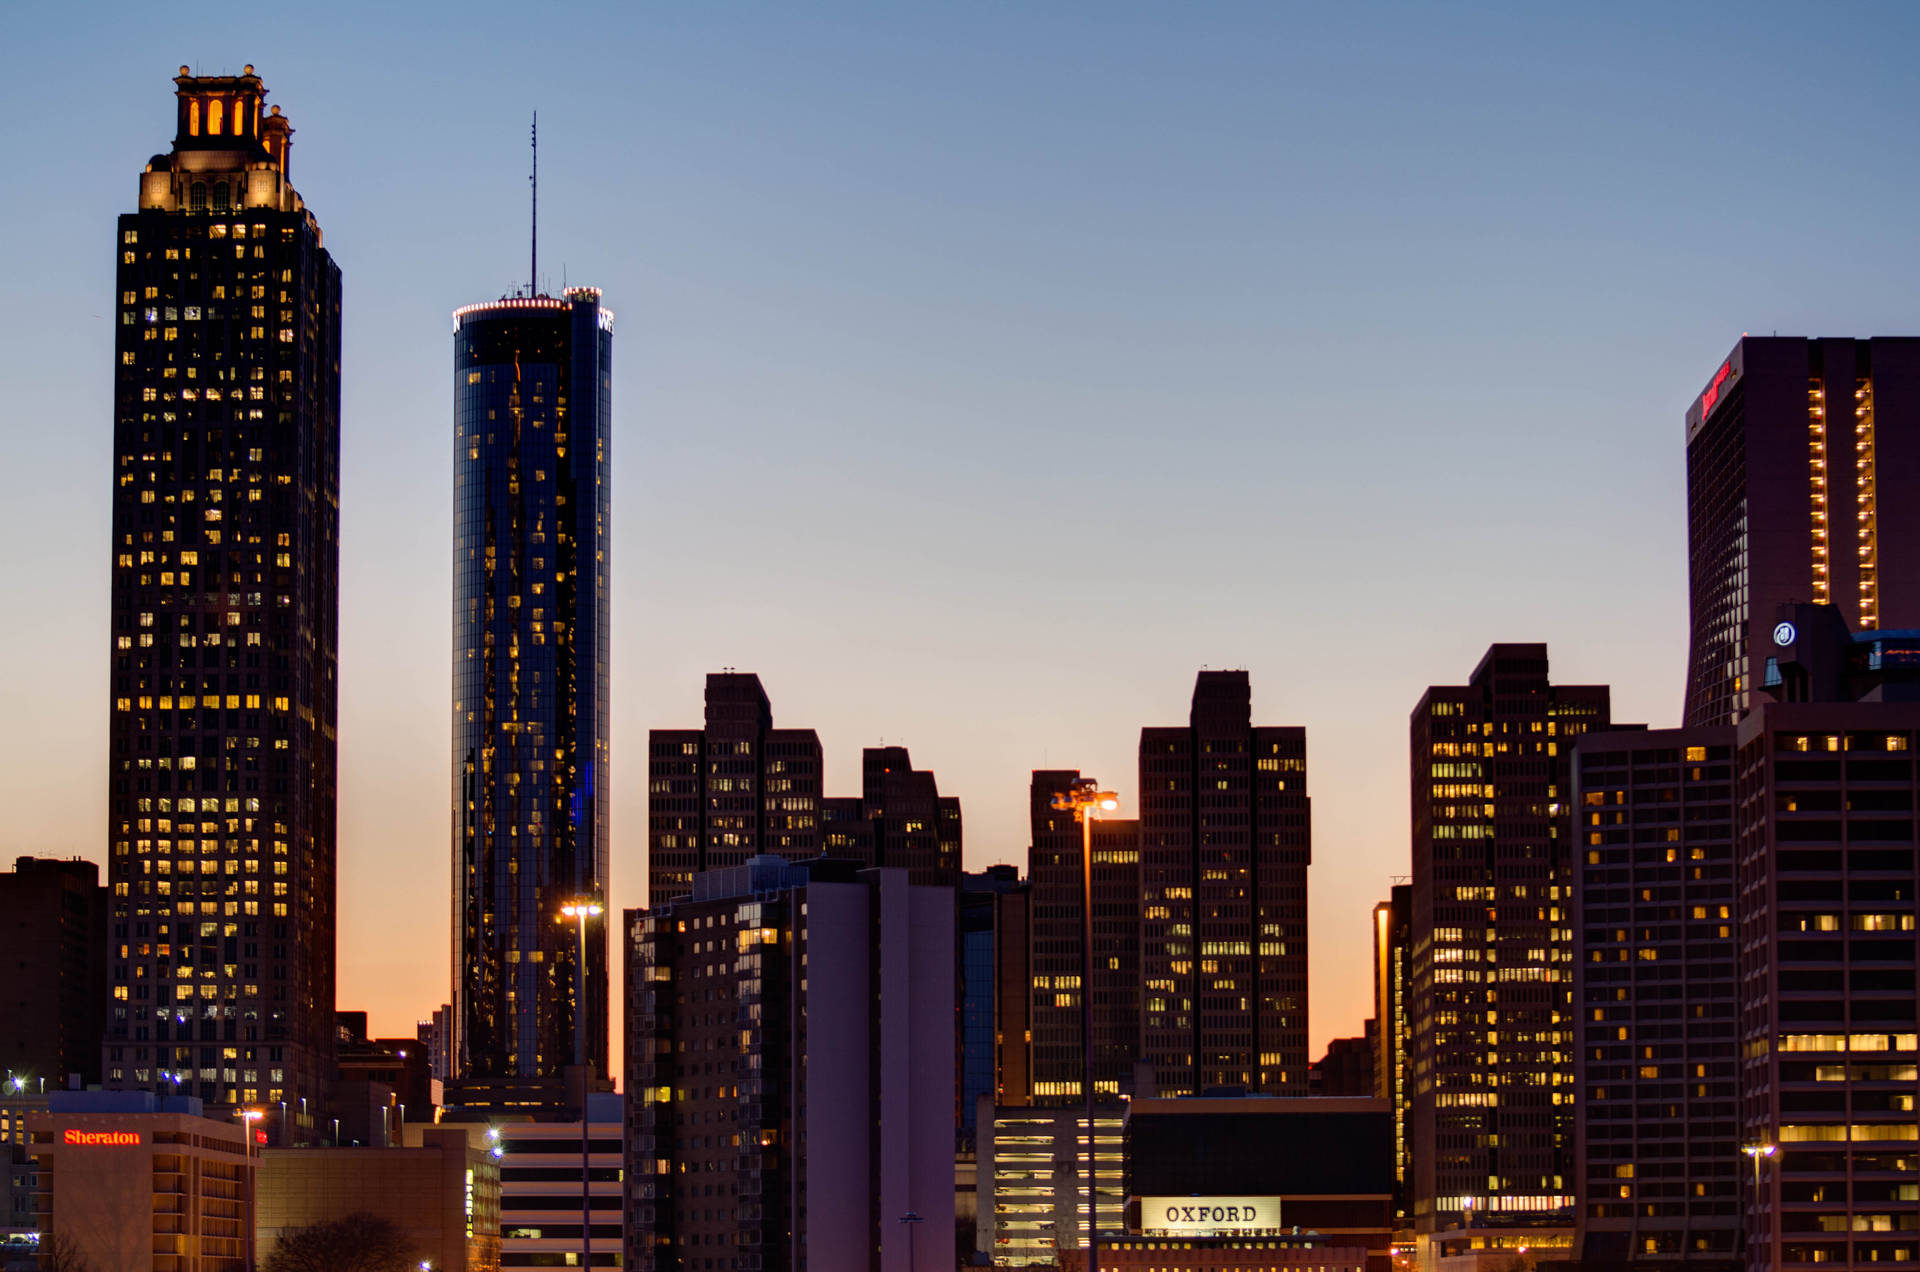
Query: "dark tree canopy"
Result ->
[[261, 1211, 422, 1272]]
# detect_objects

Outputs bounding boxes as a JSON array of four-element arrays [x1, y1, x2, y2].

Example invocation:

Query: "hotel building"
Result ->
[[450, 282, 614, 1088], [1683, 337, 1920, 728]]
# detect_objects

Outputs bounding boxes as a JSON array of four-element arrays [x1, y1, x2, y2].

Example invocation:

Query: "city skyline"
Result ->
[[7, 5, 1920, 1060]]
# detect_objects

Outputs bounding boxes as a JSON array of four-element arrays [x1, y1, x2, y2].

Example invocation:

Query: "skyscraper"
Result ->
[[104, 67, 341, 1119], [1026, 770, 1141, 1104], [1571, 726, 1740, 1269], [647, 673, 823, 906], [1683, 337, 1920, 728], [452, 287, 613, 1084], [1409, 645, 1610, 1258], [646, 672, 962, 904], [1139, 670, 1311, 1097]]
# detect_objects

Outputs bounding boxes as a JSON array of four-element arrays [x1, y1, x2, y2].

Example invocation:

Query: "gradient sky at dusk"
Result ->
[[5, 2, 1920, 1063]]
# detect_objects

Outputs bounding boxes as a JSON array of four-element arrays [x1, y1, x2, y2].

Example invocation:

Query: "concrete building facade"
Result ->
[[625, 857, 953, 1272]]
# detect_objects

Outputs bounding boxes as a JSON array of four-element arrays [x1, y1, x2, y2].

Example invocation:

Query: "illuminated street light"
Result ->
[[238, 1110, 266, 1271], [1744, 1142, 1776, 1259], [1049, 777, 1119, 1272]]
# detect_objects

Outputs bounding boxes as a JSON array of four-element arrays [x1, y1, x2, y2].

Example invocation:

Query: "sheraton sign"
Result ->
[[62, 1129, 141, 1146], [1139, 1195, 1280, 1235]]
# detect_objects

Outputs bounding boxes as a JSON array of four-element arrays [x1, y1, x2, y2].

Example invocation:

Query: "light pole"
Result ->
[[561, 900, 603, 1272], [238, 1108, 263, 1271], [1744, 1142, 1776, 1267], [1050, 777, 1119, 1272], [898, 1210, 924, 1272]]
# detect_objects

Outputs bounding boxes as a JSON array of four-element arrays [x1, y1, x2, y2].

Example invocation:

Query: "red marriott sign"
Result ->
[[63, 1129, 141, 1146], [1701, 360, 1733, 416]]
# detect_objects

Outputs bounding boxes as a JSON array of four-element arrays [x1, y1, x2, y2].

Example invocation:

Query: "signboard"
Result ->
[[1138, 1195, 1281, 1236], [1774, 621, 1797, 648], [62, 1129, 141, 1146]]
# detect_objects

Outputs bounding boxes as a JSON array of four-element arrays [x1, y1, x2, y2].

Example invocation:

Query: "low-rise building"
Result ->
[[28, 1090, 254, 1272], [1125, 1096, 1397, 1272], [255, 1123, 500, 1271]]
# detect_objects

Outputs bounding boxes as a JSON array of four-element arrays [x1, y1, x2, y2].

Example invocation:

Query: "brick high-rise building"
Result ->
[[1409, 645, 1610, 1257], [0, 859, 107, 1089], [1139, 670, 1311, 1097], [1683, 337, 1920, 728], [820, 746, 963, 887], [647, 673, 962, 904], [103, 67, 341, 1120], [646, 673, 824, 906], [1571, 726, 1741, 1270], [450, 285, 613, 1086], [1026, 770, 1141, 1105]]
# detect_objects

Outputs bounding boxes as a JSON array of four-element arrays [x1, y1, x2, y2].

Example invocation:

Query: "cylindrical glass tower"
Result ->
[[451, 289, 612, 1081]]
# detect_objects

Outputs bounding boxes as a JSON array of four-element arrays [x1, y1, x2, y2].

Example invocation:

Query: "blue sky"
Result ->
[[3, 1, 1917, 1051]]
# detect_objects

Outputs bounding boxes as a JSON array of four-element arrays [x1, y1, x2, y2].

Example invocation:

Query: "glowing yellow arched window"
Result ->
[[188, 98, 200, 136], [208, 97, 224, 136]]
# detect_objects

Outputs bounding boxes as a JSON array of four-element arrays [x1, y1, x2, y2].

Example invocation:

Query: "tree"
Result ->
[[260, 1211, 421, 1272], [39, 1231, 100, 1272]]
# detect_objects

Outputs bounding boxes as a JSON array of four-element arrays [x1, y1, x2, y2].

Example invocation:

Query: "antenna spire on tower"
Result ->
[[530, 111, 538, 296]]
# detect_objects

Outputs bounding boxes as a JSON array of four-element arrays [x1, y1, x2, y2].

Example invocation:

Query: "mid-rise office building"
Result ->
[[1683, 337, 1920, 728], [451, 284, 613, 1086], [1409, 645, 1610, 1257], [1140, 671, 1311, 1096], [1571, 726, 1741, 1269], [29, 1090, 254, 1272], [648, 672, 963, 904], [104, 65, 342, 1120], [0, 858, 107, 1089], [256, 1123, 501, 1271], [647, 672, 824, 905], [1373, 883, 1412, 1222], [1027, 770, 1141, 1104], [1727, 606, 1920, 1270], [624, 857, 953, 1272], [496, 1099, 623, 1272], [820, 746, 964, 886]]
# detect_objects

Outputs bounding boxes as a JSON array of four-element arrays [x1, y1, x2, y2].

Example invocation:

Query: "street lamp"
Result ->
[[238, 1109, 264, 1272], [1744, 1143, 1776, 1266], [1050, 777, 1119, 1272], [559, 899, 603, 1272], [898, 1211, 924, 1272]]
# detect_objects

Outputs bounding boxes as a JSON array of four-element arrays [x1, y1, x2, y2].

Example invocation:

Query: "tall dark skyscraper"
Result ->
[[1571, 725, 1740, 1269], [1025, 771, 1141, 1104], [452, 288, 613, 1083], [647, 672, 962, 906], [1683, 337, 1920, 728], [1, 859, 108, 1088], [1139, 670, 1310, 1097], [103, 67, 341, 1120], [1409, 645, 1610, 1260], [647, 673, 823, 906]]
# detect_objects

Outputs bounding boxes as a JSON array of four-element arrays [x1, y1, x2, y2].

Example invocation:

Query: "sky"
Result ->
[[4, 1, 1920, 1066]]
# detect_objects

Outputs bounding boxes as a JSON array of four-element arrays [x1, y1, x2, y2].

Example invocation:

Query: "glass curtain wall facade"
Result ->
[[104, 67, 341, 1121], [452, 291, 612, 1082]]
